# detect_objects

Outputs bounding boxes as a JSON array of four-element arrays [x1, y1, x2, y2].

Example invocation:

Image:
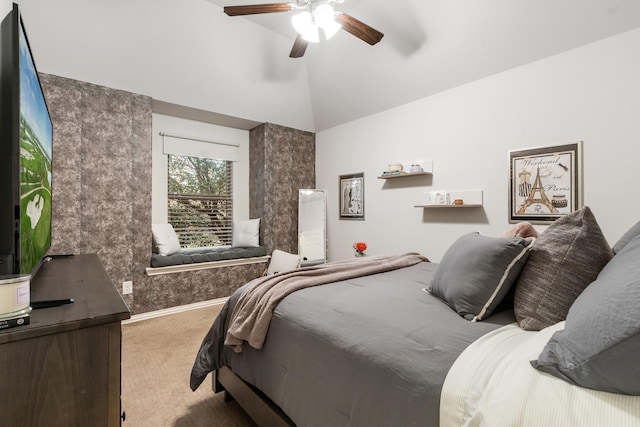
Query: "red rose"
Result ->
[[354, 242, 367, 252]]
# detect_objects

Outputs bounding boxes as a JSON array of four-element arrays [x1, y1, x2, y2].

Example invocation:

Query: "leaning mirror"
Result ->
[[298, 189, 326, 266]]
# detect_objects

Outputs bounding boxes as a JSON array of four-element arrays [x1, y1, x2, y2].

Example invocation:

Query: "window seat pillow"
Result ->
[[152, 223, 181, 256], [150, 245, 268, 268]]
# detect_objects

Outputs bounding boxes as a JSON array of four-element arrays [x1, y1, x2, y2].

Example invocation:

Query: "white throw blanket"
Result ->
[[224, 253, 429, 352]]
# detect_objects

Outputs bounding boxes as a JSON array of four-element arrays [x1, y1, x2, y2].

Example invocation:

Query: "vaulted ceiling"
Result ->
[[207, 0, 640, 131], [16, 0, 640, 133]]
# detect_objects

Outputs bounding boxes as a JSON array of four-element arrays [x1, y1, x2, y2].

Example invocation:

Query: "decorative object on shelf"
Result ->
[[353, 242, 367, 257], [415, 190, 483, 208], [388, 162, 403, 172], [339, 172, 365, 220], [429, 190, 449, 205], [410, 164, 423, 173], [377, 160, 433, 179], [378, 171, 429, 179], [509, 142, 583, 224], [380, 170, 408, 177]]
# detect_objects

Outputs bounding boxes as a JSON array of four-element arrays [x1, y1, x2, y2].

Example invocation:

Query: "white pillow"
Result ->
[[152, 223, 181, 256], [266, 249, 301, 275], [232, 218, 260, 247]]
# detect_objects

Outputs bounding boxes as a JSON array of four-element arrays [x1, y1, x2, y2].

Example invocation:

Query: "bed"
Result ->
[[190, 207, 640, 426]]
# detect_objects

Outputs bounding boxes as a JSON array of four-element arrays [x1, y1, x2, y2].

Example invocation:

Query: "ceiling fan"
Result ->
[[223, 0, 384, 58]]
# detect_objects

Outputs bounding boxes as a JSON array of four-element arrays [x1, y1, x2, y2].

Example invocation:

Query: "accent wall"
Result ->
[[41, 74, 314, 314]]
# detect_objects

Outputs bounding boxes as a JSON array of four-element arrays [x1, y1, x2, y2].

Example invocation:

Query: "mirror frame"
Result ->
[[298, 189, 326, 266]]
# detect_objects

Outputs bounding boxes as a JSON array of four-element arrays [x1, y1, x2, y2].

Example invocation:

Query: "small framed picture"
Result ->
[[508, 142, 583, 223], [339, 172, 364, 220]]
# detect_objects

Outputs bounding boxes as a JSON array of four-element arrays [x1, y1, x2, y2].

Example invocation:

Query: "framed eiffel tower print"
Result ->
[[509, 142, 583, 223]]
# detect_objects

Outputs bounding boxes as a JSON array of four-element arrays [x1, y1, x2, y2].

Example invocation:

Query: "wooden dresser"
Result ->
[[0, 254, 131, 426]]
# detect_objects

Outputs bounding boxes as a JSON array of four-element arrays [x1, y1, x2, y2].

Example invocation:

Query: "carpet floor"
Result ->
[[122, 304, 256, 427]]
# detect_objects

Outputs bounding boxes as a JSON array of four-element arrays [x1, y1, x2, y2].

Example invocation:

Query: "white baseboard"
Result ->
[[123, 297, 228, 324]]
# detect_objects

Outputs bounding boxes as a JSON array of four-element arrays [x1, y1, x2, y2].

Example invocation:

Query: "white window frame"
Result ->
[[151, 113, 250, 233]]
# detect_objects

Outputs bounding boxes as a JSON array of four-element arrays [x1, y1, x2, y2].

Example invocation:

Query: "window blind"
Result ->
[[160, 132, 239, 162]]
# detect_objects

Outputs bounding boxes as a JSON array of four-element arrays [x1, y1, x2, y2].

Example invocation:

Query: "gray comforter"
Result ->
[[191, 261, 515, 427]]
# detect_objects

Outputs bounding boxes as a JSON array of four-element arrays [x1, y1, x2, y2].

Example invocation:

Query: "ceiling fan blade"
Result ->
[[336, 12, 384, 45], [289, 34, 308, 58], [224, 3, 293, 16]]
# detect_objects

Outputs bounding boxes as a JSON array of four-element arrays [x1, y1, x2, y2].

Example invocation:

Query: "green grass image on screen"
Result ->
[[19, 115, 52, 274]]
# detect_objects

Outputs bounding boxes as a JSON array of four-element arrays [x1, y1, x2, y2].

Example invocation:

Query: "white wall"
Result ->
[[16, 0, 315, 132], [0, 1, 9, 17], [151, 114, 250, 224], [317, 28, 640, 262]]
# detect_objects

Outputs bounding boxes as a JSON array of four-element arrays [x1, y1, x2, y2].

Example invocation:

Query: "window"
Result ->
[[167, 154, 233, 247]]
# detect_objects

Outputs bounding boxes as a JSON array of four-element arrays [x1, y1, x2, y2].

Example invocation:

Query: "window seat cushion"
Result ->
[[150, 246, 268, 268]]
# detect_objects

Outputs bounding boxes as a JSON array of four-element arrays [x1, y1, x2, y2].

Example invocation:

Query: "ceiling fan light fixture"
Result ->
[[291, 11, 312, 35], [313, 4, 335, 28], [302, 24, 320, 43], [322, 19, 341, 40], [224, 0, 384, 58], [313, 3, 341, 40], [292, 10, 320, 43]]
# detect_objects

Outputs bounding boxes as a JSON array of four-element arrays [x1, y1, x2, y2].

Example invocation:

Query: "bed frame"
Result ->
[[214, 366, 295, 427]]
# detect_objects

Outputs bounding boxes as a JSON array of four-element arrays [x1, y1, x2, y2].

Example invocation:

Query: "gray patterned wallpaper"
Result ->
[[42, 73, 152, 312], [250, 123, 316, 254], [41, 74, 314, 314]]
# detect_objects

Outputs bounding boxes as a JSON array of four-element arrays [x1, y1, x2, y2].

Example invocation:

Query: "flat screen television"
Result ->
[[0, 3, 53, 277]]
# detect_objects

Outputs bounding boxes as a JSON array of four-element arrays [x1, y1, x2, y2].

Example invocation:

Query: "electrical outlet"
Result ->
[[122, 281, 133, 295]]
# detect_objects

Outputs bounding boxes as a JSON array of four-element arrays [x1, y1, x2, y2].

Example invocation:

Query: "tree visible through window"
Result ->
[[167, 154, 233, 247]]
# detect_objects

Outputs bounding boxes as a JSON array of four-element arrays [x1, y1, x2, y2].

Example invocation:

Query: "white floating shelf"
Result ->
[[378, 171, 431, 179], [415, 190, 483, 208], [378, 160, 433, 179]]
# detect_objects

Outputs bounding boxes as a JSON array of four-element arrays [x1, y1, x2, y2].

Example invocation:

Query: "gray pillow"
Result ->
[[431, 232, 535, 321], [514, 207, 612, 331], [612, 220, 640, 254], [532, 234, 640, 395]]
